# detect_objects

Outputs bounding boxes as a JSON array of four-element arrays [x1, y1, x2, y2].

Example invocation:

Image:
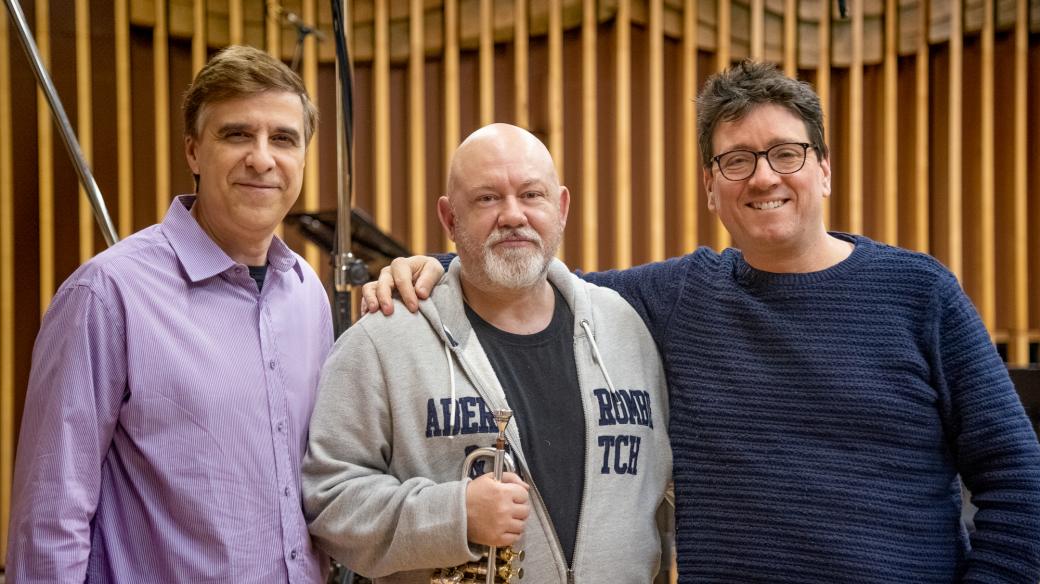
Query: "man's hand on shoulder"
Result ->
[[465, 472, 531, 548], [360, 255, 444, 316]]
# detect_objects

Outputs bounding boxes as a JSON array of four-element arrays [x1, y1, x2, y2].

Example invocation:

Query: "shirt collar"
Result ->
[[162, 195, 303, 283]]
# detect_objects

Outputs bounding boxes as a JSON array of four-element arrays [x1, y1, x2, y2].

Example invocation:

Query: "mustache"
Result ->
[[484, 227, 542, 247]]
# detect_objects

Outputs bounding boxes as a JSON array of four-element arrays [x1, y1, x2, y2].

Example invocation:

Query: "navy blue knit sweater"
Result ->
[[583, 234, 1040, 583]]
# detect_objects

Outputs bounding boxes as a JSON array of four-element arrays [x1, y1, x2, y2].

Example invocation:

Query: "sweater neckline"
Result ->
[[730, 233, 874, 288]]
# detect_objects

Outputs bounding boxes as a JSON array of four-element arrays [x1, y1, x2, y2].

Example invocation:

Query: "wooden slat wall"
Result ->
[[4, 0, 1040, 566], [0, 0, 12, 562], [154, 0, 171, 223], [1009, 0, 1029, 363], [615, 0, 632, 268], [679, 0, 698, 253], [116, 0, 133, 237], [76, 0, 94, 263], [36, 0, 54, 313], [409, 0, 426, 254], [580, 0, 598, 270]]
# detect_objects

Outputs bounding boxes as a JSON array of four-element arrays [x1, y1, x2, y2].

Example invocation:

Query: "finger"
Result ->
[[360, 282, 379, 314], [499, 472, 527, 486], [412, 257, 444, 299], [375, 267, 396, 315], [390, 258, 420, 311]]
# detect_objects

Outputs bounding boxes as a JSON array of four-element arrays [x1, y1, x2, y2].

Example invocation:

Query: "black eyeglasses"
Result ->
[[711, 142, 814, 181]]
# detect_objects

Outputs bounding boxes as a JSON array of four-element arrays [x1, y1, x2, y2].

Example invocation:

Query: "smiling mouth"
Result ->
[[748, 199, 788, 210]]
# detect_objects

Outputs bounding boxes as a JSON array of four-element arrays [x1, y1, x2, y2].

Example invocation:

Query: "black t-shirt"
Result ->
[[248, 264, 267, 292], [465, 286, 585, 567]]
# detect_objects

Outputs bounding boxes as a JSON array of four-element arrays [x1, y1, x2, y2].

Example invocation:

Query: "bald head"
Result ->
[[446, 123, 560, 200], [437, 123, 570, 291]]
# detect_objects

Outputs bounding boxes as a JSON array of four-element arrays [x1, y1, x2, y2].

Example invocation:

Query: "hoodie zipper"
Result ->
[[444, 333, 580, 582]]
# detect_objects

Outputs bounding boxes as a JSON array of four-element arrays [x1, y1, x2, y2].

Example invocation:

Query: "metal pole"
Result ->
[[3, 0, 118, 247]]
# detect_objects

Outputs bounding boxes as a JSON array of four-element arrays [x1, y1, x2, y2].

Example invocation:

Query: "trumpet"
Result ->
[[431, 409, 525, 584]]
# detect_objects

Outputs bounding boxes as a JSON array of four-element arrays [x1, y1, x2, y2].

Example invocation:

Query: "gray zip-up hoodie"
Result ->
[[302, 258, 671, 583]]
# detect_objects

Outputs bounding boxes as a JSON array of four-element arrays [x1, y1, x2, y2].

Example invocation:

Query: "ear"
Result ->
[[819, 154, 832, 198], [185, 135, 200, 175], [436, 196, 457, 242], [703, 167, 717, 213], [557, 186, 571, 227]]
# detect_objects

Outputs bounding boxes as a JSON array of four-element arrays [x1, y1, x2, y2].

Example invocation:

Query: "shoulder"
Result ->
[[60, 224, 173, 296], [849, 235, 956, 290]]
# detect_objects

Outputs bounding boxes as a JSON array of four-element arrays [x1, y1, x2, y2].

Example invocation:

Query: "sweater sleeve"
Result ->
[[579, 256, 691, 351], [931, 274, 1040, 582], [301, 321, 477, 578]]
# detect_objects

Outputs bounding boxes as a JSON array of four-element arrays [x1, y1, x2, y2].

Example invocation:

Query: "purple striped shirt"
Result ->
[[7, 196, 333, 583]]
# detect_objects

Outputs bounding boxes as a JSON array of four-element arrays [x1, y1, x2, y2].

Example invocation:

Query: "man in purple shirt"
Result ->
[[6, 46, 332, 582]]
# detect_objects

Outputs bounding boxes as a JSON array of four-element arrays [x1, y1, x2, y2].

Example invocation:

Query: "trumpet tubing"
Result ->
[[432, 409, 524, 584]]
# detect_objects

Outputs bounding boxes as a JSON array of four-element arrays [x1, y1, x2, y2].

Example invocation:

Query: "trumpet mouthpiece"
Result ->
[[493, 409, 512, 434]]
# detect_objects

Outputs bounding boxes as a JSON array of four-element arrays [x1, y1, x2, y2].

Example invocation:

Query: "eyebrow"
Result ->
[[216, 123, 302, 141], [718, 139, 804, 153]]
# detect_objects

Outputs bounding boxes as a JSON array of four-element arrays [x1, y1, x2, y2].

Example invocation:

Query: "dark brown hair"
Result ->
[[182, 45, 317, 143], [697, 59, 827, 167]]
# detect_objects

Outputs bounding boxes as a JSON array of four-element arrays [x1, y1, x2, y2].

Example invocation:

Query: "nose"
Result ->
[[496, 195, 528, 228], [245, 139, 276, 173], [746, 153, 781, 190]]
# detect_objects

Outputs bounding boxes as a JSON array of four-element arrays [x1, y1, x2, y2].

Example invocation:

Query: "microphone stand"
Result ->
[[3, 0, 118, 247]]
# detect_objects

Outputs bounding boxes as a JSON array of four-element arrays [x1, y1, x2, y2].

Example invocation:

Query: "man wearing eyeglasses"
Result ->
[[362, 60, 1040, 582]]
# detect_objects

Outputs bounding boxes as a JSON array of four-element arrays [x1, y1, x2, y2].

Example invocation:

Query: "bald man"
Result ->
[[301, 124, 671, 583]]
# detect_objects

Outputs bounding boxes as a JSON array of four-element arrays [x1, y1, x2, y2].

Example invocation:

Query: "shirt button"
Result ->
[[276, 421, 284, 433], [290, 549, 298, 560], [284, 486, 290, 496], [268, 360, 276, 370], [234, 267, 243, 274]]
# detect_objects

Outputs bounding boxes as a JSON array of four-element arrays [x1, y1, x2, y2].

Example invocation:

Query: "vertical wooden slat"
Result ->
[[581, 0, 598, 271], [302, 0, 320, 269], [1008, 0, 1029, 364], [266, 0, 281, 57], [947, 0, 963, 279], [882, 0, 898, 244], [514, 0, 528, 128], [115, 0, 133, 236], [154, 0, 171, 223], [912, 0, 929, 252], [444, 0, 459, 251], [548, 0, 564, 258], [409, 0, 427, 253], [977, 0, 995, 332], [817, 0, 830, 229], [783, 0, 797, 76], [713, 0, 730, 250], [193, 0, 206, 75], [848, 0, 863, 234], [750, 0, 765, 60], [76, 0, 94, 263], [649, 0, 664, 261], [229, 0, 243, 45], [374, 0, 391, 231], [266, 0, 283, 240], [549, 0, 563, 169], [479, 0, 494, 125], [680, 0, 698, 252], [716, 0, 730, 69], [36, 0, 54, 311], [0, 1, 14, 563], [615, 0, 632, 268]]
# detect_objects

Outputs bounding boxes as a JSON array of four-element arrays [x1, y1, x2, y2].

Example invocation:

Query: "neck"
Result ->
[[191, 201, 272, 266], [741, 232, 854, 274], [460, 276, 556, 335]]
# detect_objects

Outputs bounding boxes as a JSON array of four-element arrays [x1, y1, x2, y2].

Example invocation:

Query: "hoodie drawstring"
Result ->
[[443, 326, 459, 435], [580, 320, 619, 399]]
